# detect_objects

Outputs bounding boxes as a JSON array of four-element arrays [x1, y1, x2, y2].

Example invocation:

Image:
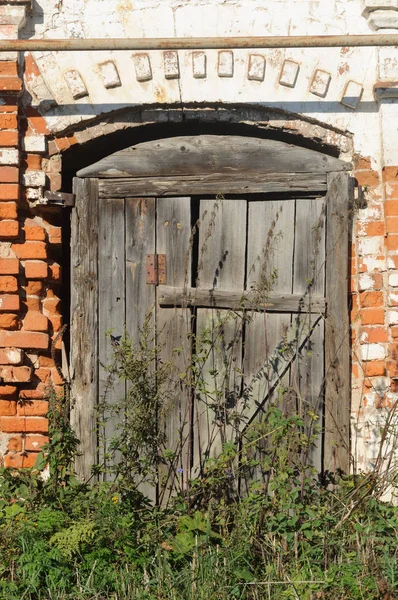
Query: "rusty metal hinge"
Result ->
[[146, 254, 166, 285], [44, 190, 76, 207]]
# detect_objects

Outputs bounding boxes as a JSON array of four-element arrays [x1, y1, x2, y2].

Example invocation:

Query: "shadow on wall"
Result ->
[[60, 111, 352, 190]]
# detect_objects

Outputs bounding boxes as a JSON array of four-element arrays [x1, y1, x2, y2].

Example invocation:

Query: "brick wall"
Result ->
[[351, 159, 398, 471], [0, 35, 63, 467]]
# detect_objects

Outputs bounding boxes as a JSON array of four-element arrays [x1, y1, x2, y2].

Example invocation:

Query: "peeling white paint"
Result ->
[[361, 343, 387, 361]]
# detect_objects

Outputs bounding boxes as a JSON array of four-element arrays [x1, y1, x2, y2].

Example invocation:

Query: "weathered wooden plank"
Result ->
[[324, 172, 351, 474], [156, 197, 192, 503], [197, 199, 247, 290], [98, 198, 126, 478], [194, 199, 247, 473], [241, 313, 323, 430], [293, 198, 326, 298], [70, 177, 99, 482], [125, 197, 156, 501], [158, 286, 326, 313], [292, 197, 326, 472], [78, 135, 350, 178], [98, 173, 327, 198], [125, 198, 156, 335], [244, 199, 295, 418], [292, 318, 324, 472]]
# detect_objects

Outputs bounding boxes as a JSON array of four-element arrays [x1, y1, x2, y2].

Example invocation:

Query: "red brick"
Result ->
[[391, 327, 398, 339], [0, 330, 48, 350], [356, 170, 379, 187], [3, 453, 23, 468], [48, 314, 62, 331], [18, 400, 48, 417], [0, 220, 19, 238], [23, 154, 41, 170], [50, 367, 64, 385], [24, 434, 48, 451], [363, 361, 386, 377], [0, 62, 18, 77], [35, 367, 50, 383], [0, 314, 19, 329], [22, 297, 40, 311], [359, 327, 389, 343], [49, 262, 61, 281], [0, 77, 22, 93], [22, 453, 39, 468], [387, 235, 398, 252], [24, 224, 46, 241], [11, 241, 47, 259], [24, 260, 47, 279], [357, 221, 385, 237], [385, 200, 398, 217], [0, 348, 22, 365], [0, 385, 17, 399], [386, 216, 398, 234], [0, 416, 48, 433], [24, 311, 48, 332], [0, 294, 20, 311], [19, 384, 48, 399], [38, 356, 54, 368], [0, 400, 16, 416], [25, 280, 44, 296], [24, 54, 41, 78], [360, 308, 385, 325], [0, 184, 19, 200], [383, 166, 398, 182], [26, 113, 50, 135], [0, 258, 19, 275], [1, 366, 32, 383], [359, 291, 383, 308], [55, 137, 70, 151], [8, 435, 22, 452], [0, 114, 18, 130], [3, 452, 39, 469], [0, 275, 17, 293], [43, 297, 60, 314], [48, 226, 61, 244], [0, 202, 17, 219], [0, 166, 18, 182], [387, 360, 398, 377]]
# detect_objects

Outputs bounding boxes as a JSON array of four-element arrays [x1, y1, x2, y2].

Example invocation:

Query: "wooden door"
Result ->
[[70, 188, 344, 498], [70, 136, 351, 490]]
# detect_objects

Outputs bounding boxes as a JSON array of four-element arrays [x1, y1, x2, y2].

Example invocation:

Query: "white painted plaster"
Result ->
[[361, 343, 387, 361]]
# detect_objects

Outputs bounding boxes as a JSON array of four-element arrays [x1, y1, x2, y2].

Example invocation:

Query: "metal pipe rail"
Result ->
[[0, 34, 397, 52]]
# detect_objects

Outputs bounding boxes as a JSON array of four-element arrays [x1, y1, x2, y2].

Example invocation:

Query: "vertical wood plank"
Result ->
[[156, 197, 192, 502], [292, 198, 326, 471], [70, 178, 99, 482], [125, 198, 156, 336], [125, 197, 156, 501], [325, 173, 351, 474], [244, 200, 295, 415], [194, 199, 247, 473], [243, 199, 295, 486], [98, 198, 126, 476]]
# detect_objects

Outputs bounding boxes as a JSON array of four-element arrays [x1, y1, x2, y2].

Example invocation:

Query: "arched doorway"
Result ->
[[69, 133, 352, 501]]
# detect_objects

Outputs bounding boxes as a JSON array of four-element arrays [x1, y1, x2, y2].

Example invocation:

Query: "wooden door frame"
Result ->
[[70, 135, 352, 481]]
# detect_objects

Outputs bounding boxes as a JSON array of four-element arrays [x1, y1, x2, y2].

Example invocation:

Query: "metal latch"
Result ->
[[146, 254, 166, 285], [44, 190, 75, 207]]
